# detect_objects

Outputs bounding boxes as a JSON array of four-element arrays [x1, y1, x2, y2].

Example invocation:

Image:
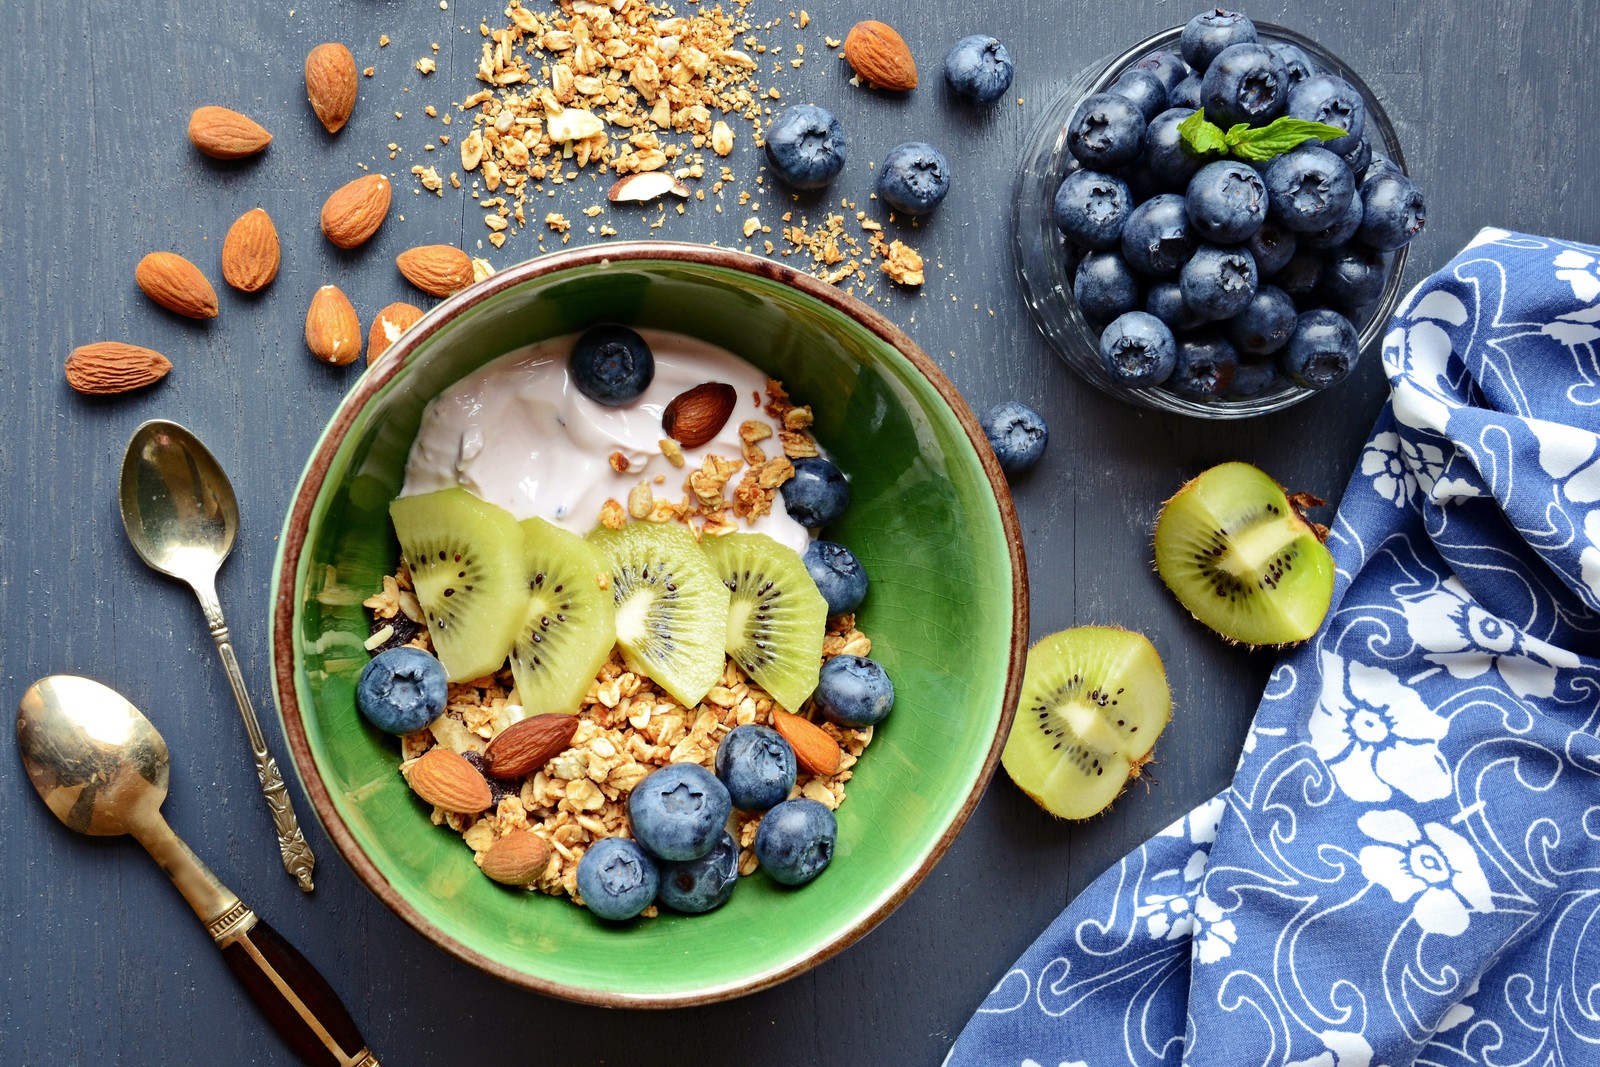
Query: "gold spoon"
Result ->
[[119, 419, 315, 891], [17, 675, 377, 1067]]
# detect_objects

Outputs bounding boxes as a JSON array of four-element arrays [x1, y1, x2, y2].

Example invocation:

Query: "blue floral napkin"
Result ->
[[947, 229, 1600, 1067]]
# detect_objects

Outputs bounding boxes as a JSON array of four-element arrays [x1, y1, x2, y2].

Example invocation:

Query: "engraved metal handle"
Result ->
[[194, 576, 317, 891]]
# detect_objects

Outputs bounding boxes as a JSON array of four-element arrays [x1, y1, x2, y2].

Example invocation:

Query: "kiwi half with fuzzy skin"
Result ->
[[1002, 626, 1172, 820], [1154, 461, 1335, 646], [587, 521, 729, 708], [508, 517, 617, 714], [389, 488, 526, 682], [701, 532, 828, 712]]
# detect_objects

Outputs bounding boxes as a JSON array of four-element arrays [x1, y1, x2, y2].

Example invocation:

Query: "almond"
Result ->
[[479, 832, 552, 886], [771, 709, 843, 777], [396, 244, 475, 297], [367, 302, 424, 364], [405, 748, 493, 814], [305, 42, 358, 134], [320, 174, 391, 249], [484, 714, 579, 779], [186, 105, 273, 159], [608, 172, 691, 203], [661, 382, 738, 450], [843, 21, 917, 91], [64, 342, 172, 396], [135, 252, 219, 319], [220, 208, 280, 293], [305, 285, 362, 365]]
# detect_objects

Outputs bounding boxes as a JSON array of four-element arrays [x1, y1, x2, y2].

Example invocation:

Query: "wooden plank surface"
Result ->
[[3, 0, 1597, 1063]]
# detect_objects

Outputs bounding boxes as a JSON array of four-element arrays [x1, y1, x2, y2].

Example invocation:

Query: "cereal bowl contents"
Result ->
[[271, 243, 1026, 1005]]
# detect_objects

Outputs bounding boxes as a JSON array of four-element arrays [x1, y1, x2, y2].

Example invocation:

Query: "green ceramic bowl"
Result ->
[[271, 241, 1027, 1006]]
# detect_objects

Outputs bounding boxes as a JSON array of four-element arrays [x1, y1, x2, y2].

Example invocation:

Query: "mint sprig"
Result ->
[[1177, 108, 1350, 163]]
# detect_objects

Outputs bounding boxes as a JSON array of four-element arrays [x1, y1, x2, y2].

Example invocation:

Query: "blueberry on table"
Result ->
[[764, 104, 847, 190], [1223, 285, 1298, 356], [943, 34, 1014, 105], [1180, 8, 1257, 73], [1052, 170, 1133, 251], [1067, 93, 1146, 169], [1185, 161, 1268, 245], [1132, 49, 1190, 94], [1180, 244, 1258, 321], [1302, 190, 1364, 250], [1200, 43, 1289, 128], [356, 647, 446, 735], [814, 655, 895, 727], [755, 798, 838, 886], [715, 724, 797, 812], [875, 141, 951, 216], [1268, 41, 1315, 85], [780, 457, 851, 528], [576, 837, 660, 921], [980, 401, 1049, 476], [1281, 309, 1360, 389], [569, 324, 655, 406], [627, 762, 733, 861], [1145, 107, 1206, 191], [1264, 146, 1355, 233], [802, 540, 869, 617], [1146, 281, 1207, 332], [1108, 68, 1169, 122], [1286, 73, 1367, 156], [1121, 193, 1196, 276], [1099, 311, 1178, 387], [1357, 172, 1427, 251], [1169, 72, 1202, 110], [1168, 332, 1240, 400], [1320, 245, 1388, 308], [1246, 220, 1297, 276], [1074, 250, 1143, 323], [657, 830, 740, 914]]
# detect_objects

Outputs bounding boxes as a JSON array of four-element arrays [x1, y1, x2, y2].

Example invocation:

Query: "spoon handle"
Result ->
[[195, 579, 317, 892]]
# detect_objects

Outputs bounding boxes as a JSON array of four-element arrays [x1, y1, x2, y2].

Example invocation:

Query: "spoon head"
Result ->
[[17, 676, 170, 836], [119, 420, 239, 582]]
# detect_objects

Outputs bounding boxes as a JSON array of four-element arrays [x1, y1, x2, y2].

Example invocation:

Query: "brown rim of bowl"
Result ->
[[270, 239, 1029, 1007]]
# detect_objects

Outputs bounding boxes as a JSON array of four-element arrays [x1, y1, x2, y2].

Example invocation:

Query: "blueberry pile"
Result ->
[[1053, 9, 1426, 403]]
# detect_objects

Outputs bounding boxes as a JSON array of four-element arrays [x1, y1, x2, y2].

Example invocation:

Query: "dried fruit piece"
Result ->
[[304, 284, 361, 365], [64, 342, 172, 395], [396, 244, 474, 297], [405, 747, 493, 813], [134, 252, 219, 319], [220, 208, 280, 293], [186, 105, 272, 159], [479, 832, 552, 886], [661, 381, 738, 449], [771, 708, 842, 776], [483, 714, 580, 778], [843, 21, 918, 91], [320, 174, 392, 249], [367, 301, 423, 364], [608, 172, 691, 203], [305, 42, 358, 134]]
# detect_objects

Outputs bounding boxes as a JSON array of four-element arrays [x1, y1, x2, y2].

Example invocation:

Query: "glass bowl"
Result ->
[[1013, 23, 1411, 418]]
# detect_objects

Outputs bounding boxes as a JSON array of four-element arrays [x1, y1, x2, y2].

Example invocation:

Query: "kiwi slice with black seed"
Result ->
[[587, 521, 729, 708], [389, 488, 526, 682], [700, 532, 829, 712], [508, 517, 617, 714], [1002, 626, 1172, 820], [1154, 461, 1335, 646]]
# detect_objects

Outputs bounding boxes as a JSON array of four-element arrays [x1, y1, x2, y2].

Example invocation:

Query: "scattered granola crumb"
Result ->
[[880, 239, 925, 287], [379, 34, 390, 47], [416, 56, 437, 75], [363, 66, 375, 77]]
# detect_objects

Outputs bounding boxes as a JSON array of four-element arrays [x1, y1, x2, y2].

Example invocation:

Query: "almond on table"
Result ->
[[320, 174, 391, 249], [186, 105, 272, 159], [220, 208, 280, 293], [843, 20, 918, 91], [305, 42, 358, 134], [396, 245, 474, 297], [64, 342, 172, 396], [305, 285, 362, 365], [367, 302, 424, 364], [135, 252, 219, 319]]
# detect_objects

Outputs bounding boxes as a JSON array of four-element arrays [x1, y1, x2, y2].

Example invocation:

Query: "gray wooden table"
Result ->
[[4, 1, 1596, 1063]]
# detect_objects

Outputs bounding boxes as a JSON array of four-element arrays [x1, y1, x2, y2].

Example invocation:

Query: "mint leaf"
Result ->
[[1226, 117, 1351, 162], [1177, 108, 1228, 157]]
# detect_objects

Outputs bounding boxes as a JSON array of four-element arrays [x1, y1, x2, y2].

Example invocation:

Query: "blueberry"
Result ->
[[815, 655, 895, 726], [754, 798, 837, 886], [356, 647, 447, 735], [627, 762, 732, 861], [1146, 281, 1207, 332], [715, 724, 797, 811], [656, 830, 739, 914], [1167, 332, 1240, 400], [1052, 170, 1133, 251], [1281, 309, 1360, 389], [875, 141, 951, 216], [1133, 50, 1190, 94], [802, 540, 868, 617], [1340, 134, 1372, 172], [1074, 250, 1143, 323], [1223, 285, 1298, 356], [1245, 220, 1297, 276], [1286, 73, 1366, 156], [1357, 172, 1426, 251], [569, 324, 655, 406], [1120, 193, 1195, 277], [1099, 311, 1178, 387], [1270, 248, 1324, 299], [1067, 93, 1145, 170], [1185, 161, 1268, 244], [1320, 245, 1388, 308], [1200, 43, 1289, 128], [1144, 108, 1208, 191], [1268, 42, 1315, 84], [1169, 72, 1202, 110], [1114, 159, 1164, 204], [1301, 189, 1363, 250], [943, 35, 1014, 105], [781, 457, 850, 527], [1063, 242, 1085, 283], [1263, 145, 1355, 233], [981, 401, 1048, 475], [1180, 244, 1258, 321], [576, 837, 659, 920], [1225, 358, 1286, 399], [1360, 155, 1403, 191], [764, 104, 846, 190], [1109, 68, 1169, 122], [1180, 9, 1257, 73]]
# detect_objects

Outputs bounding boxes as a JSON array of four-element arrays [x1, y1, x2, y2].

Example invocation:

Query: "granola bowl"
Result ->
[[270, 241, 1027, 1007]]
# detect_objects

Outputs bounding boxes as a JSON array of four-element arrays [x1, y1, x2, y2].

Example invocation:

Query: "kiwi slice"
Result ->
[[508, 518, 617, 714], [1154, 461, 1335, 646], [389, 488, 525, 683], [587, 522, 730, 708], [1002, 626, 1172, 820], [700, 533, 829, 712]]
